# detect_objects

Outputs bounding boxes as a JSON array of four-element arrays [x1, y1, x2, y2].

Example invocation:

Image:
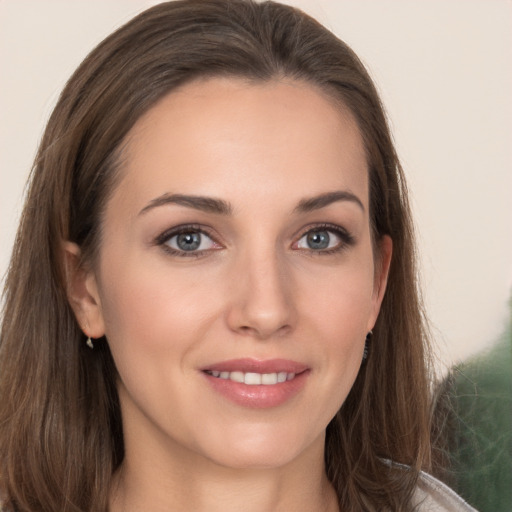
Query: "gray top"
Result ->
[[413, 472, 478, 511]]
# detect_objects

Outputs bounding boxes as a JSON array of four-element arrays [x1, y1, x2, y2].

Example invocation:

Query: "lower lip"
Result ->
[[202, 371, 310, 409]]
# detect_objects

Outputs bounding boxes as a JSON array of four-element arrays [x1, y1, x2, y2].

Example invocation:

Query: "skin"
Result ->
[[66, 77, 392, 512]]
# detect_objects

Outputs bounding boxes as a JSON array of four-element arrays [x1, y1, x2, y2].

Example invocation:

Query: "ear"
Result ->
[[62, 241, 105, 339], [368, 234, 393, 330]]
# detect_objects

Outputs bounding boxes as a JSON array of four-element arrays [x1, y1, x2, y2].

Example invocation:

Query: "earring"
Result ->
[[86, 337, 94, 349], [362, 330, 372, 362]]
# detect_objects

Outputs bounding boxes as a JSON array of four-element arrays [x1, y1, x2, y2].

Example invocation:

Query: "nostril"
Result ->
[[235, 323, 292, 340], [225, 271, 296, 339]]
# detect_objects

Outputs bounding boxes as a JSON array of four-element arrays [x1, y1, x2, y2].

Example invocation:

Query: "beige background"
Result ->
[[1, 0, 511, 370]]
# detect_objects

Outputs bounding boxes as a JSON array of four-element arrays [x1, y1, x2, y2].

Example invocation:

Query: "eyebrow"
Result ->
[[139, 193, 233, 216], [139, 190, 364, 217], [294, 191, 365, 213]]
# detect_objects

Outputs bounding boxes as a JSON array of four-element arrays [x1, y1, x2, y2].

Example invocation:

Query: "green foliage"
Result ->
[[445, 304, 512, 512]]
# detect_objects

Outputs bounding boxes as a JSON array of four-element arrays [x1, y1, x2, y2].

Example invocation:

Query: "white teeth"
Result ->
[[230, 371, 245, 383], [261, 373, 278, 385], [206, 370, 296, 385], [244, 372, 261, 385]]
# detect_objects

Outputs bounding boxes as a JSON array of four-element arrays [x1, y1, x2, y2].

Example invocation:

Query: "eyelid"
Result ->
[[292, 223, 355, 252], [154, 223, 223, 257], [153, 222, 355, 257]]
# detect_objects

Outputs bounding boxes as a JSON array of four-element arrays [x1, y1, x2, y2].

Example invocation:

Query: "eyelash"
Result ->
[[154, 222, 355, 258], [154, 224, 217, 258], [294, 223, 355, 256]]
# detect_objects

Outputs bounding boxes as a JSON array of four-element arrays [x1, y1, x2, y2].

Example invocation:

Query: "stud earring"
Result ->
[[362, 330, 372, 362], [86, 337, 94, 349]]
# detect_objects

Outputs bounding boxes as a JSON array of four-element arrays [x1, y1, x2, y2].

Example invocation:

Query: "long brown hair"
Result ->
[[0, 1, 432, 510]]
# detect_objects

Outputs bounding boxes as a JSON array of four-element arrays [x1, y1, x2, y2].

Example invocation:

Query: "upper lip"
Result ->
[[201, 358, 309, 374]]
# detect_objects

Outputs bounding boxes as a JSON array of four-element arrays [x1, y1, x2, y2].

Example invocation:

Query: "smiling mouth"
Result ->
[[204, 370, 296, 385], [201, 359, 309, 407]]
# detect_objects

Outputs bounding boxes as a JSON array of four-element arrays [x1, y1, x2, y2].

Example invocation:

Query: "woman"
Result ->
[[0, 1, 476, 510]]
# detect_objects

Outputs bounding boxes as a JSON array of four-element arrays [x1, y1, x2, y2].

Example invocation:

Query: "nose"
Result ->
[[225, 249, 296, 340]]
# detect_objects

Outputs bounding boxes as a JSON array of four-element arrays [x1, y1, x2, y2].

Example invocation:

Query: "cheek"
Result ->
[[95, 252, 223, 430], [300, 258, 375, 335], [288, 285, 372, 435], [299, 259, 375, 391], [97, 251, 220, 357]]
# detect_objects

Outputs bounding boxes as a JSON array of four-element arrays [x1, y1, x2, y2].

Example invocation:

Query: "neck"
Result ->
[[110, 431, 338, 512]]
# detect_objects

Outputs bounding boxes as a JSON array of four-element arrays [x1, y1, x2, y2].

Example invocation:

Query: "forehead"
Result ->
[[110, 77, 368, 217]]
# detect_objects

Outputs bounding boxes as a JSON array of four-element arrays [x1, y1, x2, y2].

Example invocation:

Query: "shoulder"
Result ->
[[412, 471, 478, 512]]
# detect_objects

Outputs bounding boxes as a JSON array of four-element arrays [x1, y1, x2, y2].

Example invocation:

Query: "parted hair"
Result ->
[[0, 1, 432, 510]]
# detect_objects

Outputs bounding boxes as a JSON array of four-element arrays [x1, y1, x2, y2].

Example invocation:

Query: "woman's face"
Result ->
[[79, 77, 391, 471]]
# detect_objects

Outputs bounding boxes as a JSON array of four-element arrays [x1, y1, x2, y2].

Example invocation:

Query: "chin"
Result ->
[[192, 421, 326, 471]]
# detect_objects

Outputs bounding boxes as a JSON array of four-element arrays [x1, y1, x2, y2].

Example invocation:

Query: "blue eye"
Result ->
[[175, 232, 201, 251], [163, 230, 217, 254], [295, 225, 353, 253], [297, 230, 340, 250], [306, 231, 332, 249]]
